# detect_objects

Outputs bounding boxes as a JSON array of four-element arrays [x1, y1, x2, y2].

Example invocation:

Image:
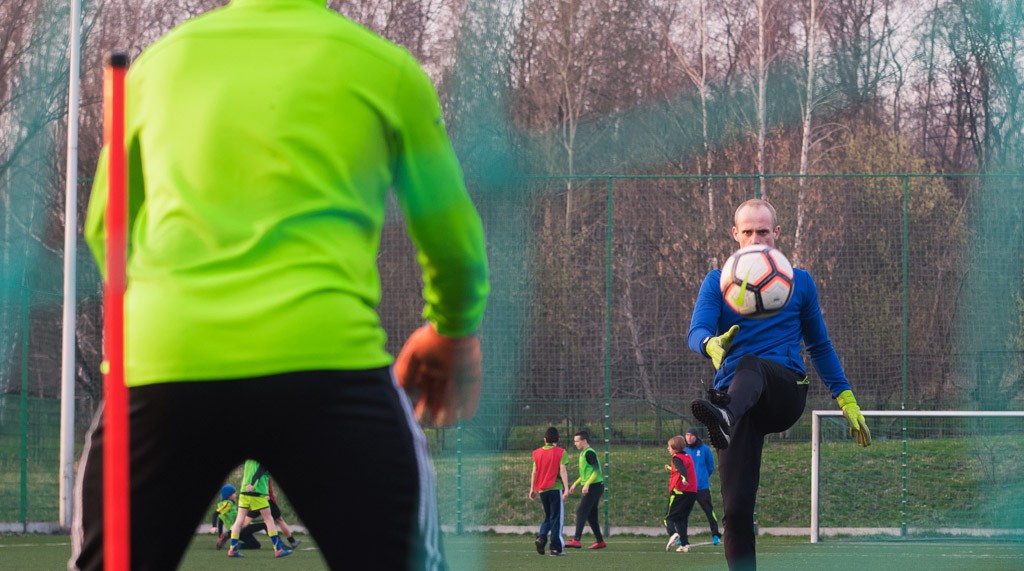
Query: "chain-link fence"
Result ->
[[2, 174, 1022, 533]]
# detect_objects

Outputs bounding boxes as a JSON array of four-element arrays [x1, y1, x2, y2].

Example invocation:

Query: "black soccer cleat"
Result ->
[[691, 399, 733, 449], [535, 535, 546, 555], [706, 388, 732, 407]]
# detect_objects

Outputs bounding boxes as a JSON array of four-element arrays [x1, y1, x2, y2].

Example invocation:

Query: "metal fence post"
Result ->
[[603, 176, 613, 536], [20, 287, 29, 529]]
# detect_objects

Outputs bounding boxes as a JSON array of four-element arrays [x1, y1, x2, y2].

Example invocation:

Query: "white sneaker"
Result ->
[[676, 544, 690, 553], [665, 533, 680, 551]]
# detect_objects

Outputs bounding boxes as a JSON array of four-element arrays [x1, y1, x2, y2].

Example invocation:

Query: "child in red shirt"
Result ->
[[529, 427, 569, 555], [664, 435, 698, 552]]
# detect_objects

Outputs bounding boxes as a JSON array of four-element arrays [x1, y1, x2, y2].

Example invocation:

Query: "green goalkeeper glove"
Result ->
[[836, 389, 871, 447], [703, 325, 739, 370]]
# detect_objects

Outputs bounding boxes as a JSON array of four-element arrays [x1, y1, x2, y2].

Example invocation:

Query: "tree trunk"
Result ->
[[755, 0, 768, 198], [796, 0, 821, 265]]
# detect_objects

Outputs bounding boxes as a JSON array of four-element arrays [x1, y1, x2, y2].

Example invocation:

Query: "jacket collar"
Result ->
[[230, 0, 325, 8]]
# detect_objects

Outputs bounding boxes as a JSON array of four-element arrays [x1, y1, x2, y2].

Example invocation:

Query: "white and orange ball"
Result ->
[[719, 245, 794, 318]]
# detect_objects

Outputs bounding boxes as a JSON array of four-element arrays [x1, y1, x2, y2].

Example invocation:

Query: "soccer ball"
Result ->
[[719, 245, 794, 318]]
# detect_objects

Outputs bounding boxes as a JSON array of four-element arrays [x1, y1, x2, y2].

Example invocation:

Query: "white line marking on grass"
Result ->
[[0, 542, 72, 548]]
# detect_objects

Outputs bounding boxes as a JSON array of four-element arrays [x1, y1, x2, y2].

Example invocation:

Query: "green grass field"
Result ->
[[3, 532, 1022, 571], [6, 405, 1024, 533], [427, 433, 1024, 530]]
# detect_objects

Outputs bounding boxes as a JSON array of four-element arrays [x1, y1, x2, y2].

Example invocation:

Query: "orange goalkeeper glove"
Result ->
[[394, 324, 482, 427], [836, 389, 871, 447]]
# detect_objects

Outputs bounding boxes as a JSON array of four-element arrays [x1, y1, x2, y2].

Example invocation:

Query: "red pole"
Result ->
[[102, 50, 130, 571]]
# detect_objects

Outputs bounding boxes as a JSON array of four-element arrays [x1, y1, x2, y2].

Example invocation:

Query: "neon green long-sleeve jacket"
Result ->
[[85, 0, 489, 386]]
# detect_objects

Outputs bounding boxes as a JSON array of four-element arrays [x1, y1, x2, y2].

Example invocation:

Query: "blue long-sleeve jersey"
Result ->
[[687, 268, 851, 397], [683, 440, 715, 490]]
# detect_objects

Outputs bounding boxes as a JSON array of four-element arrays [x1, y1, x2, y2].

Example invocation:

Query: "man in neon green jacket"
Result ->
[[70, 1, 488, 569]]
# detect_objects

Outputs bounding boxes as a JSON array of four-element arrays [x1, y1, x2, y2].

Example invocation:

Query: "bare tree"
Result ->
[[747, 0, 800, 198], [331, 0, 452, 66], [754, 0, 769, 194], [798, 0, 823, 181], [794, 0, 824, 264], [940, 0, 1024, 171], [663, 0, 715, 227], [911, 0, 947, 168], [2, 0, 84, 399], [552, 1, 600, 228], [819, 0, 900, 122]]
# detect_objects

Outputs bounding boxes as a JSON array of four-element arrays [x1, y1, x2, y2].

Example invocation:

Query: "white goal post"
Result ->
[[810, 410, 1024, 543]]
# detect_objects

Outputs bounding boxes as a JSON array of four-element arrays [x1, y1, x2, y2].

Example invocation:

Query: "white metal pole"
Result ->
[[60, 0, 83, 531], [810, 411, 820, 543], [809, 410, 1024, 543]]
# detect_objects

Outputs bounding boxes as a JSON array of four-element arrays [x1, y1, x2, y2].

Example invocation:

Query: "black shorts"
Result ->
[[70, 368, 445, 570]]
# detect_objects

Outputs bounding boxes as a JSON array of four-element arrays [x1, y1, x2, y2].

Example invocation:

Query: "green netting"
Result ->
[[375, 173, 1023, 536], [2, 1, 1023, 548], [2, 174, 1022, 537], [0, 397, 61, 525]]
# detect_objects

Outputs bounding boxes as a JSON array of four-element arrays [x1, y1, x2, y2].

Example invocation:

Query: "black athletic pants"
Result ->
[[683, 488, 720, 537], [718, 355, 807, 571], [664, 491, 696, 543], [572, 482, 604, 542], [70, 369, 444, 571], [236, 522, 267, 549]]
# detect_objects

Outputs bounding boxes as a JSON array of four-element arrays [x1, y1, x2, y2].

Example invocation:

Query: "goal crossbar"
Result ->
[[810, 410, 1024, 543]]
